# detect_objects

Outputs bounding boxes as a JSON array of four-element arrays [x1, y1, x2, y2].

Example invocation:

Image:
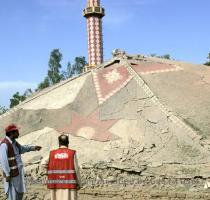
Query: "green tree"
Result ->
[[150, 53, 171, 60], [36, 49, 87, 91], [73, 56, 87, 74], [160, 54, 171, 59], [61, 62, 72, 80], [61, 57, 87, 79], [150, 53, 157, 57], [24, 88, 33, 97], [37, 77, 50, 91], [0, 106, 8, 115], [204, 53, 210, 66], [37, 49, 63, 91], [69, 57, 87, 77], [10, 92, 27, 108], [9, 88, 33, 108], [48, 49, 63, 85]]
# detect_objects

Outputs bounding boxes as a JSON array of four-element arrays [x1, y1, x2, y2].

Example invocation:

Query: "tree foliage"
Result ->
[[0, 106, 8, 115], [61, 62, 72, 80], [8, 49, 87, 108], [204, 53, 210, 66], [73, 56, 87, 74], [150, 53, 171, 60], [37, 50, 87, 91], [37, 49, 63, 91], [37, 77, 50, 90], [24, 88, 33, 97], [66, 57, 87, 78], [10, 92, 27, 108], [48, 49, 63, 85], [9, 88, 33, 108], [160, 54, 171, 59]]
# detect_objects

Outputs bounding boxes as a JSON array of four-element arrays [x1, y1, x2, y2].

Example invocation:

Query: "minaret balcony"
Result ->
[[83, 6, 105, 18]]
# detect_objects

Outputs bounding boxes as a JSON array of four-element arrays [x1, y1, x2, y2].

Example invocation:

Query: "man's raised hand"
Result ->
[[35, 146, 42, 151]]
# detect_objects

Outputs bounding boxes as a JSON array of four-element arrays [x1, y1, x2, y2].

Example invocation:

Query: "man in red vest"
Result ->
[[44, 134, 81, 200], [0, 124, 42, 200]]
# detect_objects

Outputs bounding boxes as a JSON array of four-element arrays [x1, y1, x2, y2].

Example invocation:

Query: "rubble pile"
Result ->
[[0, 53, 210, 199]]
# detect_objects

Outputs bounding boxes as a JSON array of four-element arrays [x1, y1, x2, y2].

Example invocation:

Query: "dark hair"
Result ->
[[58, 134, 69, 146], [6, 130, 18, 137]]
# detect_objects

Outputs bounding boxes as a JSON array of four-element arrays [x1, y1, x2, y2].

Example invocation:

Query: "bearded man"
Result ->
[[0, 124, 42, 200]]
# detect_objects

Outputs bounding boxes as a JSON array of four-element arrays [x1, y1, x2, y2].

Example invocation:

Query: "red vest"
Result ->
[[47, 148, 77, 189], [1, 138, 20, 177]]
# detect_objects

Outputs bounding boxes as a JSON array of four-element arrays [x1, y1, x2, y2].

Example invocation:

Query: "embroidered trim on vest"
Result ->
[[10, 166, 18, 170], [48, 180, 77, 184], [48, 170, 75, 174], [1, 138, 19, 177], [8, 157, 15, 161]]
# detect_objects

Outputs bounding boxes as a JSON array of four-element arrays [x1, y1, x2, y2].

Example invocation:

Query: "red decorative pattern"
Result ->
[[60, 111, 117, 142], [86, 0, 103, 66], [93, 66, 133, 105], [87, 17, 103, 66], [131, 63, 183, 75]]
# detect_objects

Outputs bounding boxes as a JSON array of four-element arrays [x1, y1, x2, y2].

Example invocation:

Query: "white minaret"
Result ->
[[83, 0, 105, 69]]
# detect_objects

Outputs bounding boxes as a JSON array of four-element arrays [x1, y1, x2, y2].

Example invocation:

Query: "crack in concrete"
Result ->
[[145, 132, 174, 162], [101, 97, 149, 119]]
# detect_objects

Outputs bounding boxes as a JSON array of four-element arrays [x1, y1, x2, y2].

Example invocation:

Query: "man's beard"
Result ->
[[12, 135, 19, 140]]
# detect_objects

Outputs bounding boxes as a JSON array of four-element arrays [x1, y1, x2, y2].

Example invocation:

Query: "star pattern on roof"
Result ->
[[60, 110, 118, 142], [92, 65, 133, 105], [103, 69, 123, 84]]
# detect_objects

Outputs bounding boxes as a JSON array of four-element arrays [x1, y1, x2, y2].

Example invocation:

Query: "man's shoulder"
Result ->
[[68, 148, 76, 154], [0, 140, 8, 151], [50, 148, 76, 155], [0, 137, 10, 145], [1, 137, 7, 143], [50, 148, 59, 154]]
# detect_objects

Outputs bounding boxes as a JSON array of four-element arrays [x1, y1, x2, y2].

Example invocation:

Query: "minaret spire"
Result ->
[[83, 0, 105, 69]]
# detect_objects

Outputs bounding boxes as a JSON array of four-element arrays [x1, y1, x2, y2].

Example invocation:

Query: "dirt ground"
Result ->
[[1, 179, 210, 200]]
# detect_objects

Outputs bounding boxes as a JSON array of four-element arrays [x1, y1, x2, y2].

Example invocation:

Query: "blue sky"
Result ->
[[0, 0, 210, 107]]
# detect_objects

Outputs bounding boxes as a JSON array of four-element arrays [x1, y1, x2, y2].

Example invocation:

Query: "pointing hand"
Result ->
[[35, 146, 42, 151]]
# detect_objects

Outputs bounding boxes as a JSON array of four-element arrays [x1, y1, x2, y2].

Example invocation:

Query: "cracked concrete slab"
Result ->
[[145, 104, 167, 123], [0, 54, 210, 183], [100, 79, 147, 120], [139, 60, 210, 138], [109, 119, 144, 142], [70, 75, 98, 116]]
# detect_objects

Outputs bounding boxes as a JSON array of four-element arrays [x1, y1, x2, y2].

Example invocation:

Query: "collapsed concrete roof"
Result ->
[[1, 51, 210, 178]]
